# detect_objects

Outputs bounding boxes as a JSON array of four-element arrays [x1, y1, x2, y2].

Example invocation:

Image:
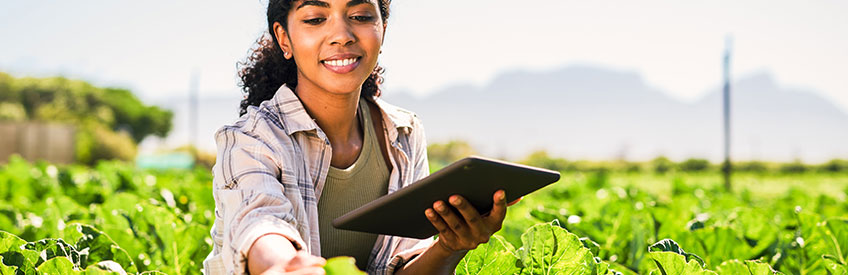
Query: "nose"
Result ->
[[328, 15, 356, 46]]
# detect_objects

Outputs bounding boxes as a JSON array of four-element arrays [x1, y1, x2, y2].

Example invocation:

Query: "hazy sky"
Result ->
[[1, 0, 846, 111]]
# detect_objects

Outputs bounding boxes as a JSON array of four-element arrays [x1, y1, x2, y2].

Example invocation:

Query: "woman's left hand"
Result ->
[[424, 190, 509, 253]]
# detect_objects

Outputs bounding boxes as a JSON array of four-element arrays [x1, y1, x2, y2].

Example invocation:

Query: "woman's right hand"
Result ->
[[259, 250, 326, 275], [248, 234, 326, 275]]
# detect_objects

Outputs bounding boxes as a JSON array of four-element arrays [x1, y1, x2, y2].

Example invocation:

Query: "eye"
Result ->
[[303, 17, 326, 25], [350, 15, 375, 22]]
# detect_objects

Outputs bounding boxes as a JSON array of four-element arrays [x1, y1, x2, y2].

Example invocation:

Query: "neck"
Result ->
[[294, 83, 362, 144]]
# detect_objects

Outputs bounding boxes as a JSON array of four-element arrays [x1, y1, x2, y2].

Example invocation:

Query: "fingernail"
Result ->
[[425, 209, 434, 218], [450, 196, 460, 205], [435, 202, 445, 211]]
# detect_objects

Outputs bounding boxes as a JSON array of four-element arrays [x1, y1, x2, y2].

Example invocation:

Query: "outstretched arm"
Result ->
[[248, 234, 326, 275]]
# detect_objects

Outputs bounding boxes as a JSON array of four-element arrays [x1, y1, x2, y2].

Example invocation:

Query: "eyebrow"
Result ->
[[296, 0, 373, 10], [346, 0, 374, 8], [297, 1, 329, 10]]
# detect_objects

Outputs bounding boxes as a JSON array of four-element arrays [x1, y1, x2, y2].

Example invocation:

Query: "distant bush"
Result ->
[[734, 161, 768, 173], [624, 162, 643, 173], [652, 156, 674, 174], [521, 150, 573, 172], [76, 123, 137, 164], [780, 161, 808, 174], [0, 102, 26, 121], [819, 159, 848, 173], [427, 140, 476, 168], [679, 158, 711, 172], [424, 143, 844, 176]]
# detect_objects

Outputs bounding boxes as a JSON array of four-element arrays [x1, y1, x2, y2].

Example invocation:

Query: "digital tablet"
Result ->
[[332, 156, 561, 239]]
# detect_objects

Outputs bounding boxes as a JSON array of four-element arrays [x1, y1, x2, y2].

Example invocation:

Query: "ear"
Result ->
[[273, 22, 292, 59]]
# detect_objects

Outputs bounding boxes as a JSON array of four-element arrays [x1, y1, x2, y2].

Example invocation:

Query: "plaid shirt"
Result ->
[[203, 85, 434, 274]]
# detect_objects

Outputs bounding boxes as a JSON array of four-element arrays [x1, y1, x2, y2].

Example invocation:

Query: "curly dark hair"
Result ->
[[238, 0, 391, 116]]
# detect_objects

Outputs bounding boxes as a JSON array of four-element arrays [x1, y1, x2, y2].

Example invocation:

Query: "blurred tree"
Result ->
[[520, 150, 572, 172], [651, 156, 674, 174], [624, 162, 643, 173], [427, 140, 476, 168], [820, 159, 847, 173], [679, 158, 711, 172], [780, 160, 808, 174], [0, 72, 173, 164], [0, 102, 26, 121], [734, 161, 768, 173]]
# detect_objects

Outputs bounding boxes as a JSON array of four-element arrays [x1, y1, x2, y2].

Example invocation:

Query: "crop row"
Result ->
[[1, 156, 847, 274]]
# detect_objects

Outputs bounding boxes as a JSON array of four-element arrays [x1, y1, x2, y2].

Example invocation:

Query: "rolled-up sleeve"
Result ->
[[213, 126, 306, 274]]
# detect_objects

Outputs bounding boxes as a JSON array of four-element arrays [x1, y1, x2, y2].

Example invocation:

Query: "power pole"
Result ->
[[722, 36, 733, 191]]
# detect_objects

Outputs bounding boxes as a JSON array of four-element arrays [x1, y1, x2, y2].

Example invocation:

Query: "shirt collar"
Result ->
[[270, 84, 414, 137]]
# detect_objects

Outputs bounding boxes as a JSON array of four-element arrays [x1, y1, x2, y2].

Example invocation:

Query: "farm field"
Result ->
[[0, 156, 846, 274]]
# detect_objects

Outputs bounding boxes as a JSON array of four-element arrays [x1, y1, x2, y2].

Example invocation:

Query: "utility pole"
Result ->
[[722, 36, 733, 191]]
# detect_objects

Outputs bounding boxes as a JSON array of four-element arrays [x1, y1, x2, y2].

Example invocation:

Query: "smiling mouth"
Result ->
[[322, 57, 359, 66], [321, 57, 362, 74]]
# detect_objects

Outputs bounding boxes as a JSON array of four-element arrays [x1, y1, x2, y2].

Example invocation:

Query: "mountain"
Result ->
[[383, 65, 848, 162], [142, 65, 848, 163]]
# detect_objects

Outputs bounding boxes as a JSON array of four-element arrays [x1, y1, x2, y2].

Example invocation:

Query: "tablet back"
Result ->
[[332, 156, 560, 239]]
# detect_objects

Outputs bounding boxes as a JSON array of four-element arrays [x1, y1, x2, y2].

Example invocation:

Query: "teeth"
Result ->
[[325, 58, 357, 67]]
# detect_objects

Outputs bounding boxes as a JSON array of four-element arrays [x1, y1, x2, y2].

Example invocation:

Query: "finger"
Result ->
[[288, 267, 326, 275], [285, 252, 326, 271], [507, 196, 523, 206], [433, 200, 472, 238], [425, 208, 457, 242], [448, 195, 486, 233], [485, 190, 507, 229]]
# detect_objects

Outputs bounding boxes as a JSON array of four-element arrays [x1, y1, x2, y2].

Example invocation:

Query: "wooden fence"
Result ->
[[0, 122, 76, 164]]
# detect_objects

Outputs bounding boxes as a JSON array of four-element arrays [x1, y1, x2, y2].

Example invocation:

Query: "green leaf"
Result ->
[[716, 259, 780, 275], [0, 231, 38, 273], [823, 219, 848, 265], [649, 252, 716, 275], [608, 262, 639, 275], [648, 239, 714, 275], [518, 222, 595, 274], [823, 255, 848, 274], [323, 257, 365, 275], [62, 224, 137, 273], [0, 255, 18, 275], [689, 226, 765, 268], [83, 261, 124, 275], [593, 257, 611, 275], [24, 238, 83, 268], [648, 239, 706, 267], [776, 211, 832, 274], [36, 256, 79, 275], [457, 235, 520, 275], [0, 231, 29, 254], [580, 237, 601, 256]]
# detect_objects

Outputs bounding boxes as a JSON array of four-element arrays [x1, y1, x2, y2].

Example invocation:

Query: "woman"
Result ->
[[204, 0, 510, 274]]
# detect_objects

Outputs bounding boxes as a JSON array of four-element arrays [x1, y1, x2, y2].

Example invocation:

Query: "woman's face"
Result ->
[[276, 0, 385, 96]]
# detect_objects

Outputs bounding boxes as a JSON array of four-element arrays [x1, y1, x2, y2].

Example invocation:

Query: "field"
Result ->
[[0, 156, 847, 274], [489, 170, 848, 274]]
